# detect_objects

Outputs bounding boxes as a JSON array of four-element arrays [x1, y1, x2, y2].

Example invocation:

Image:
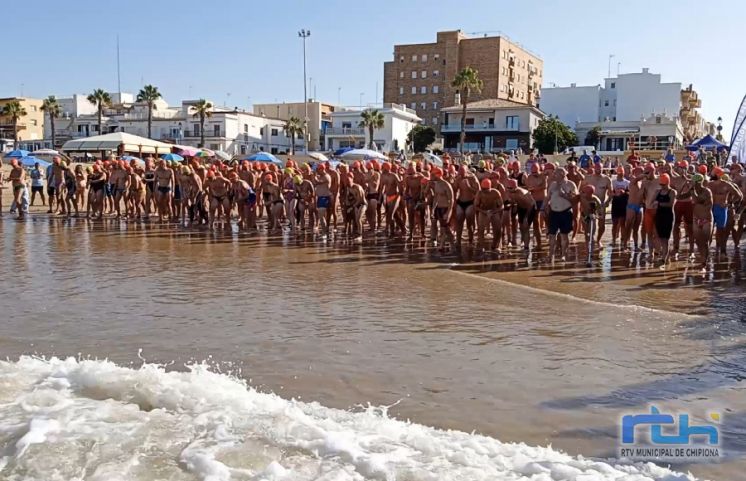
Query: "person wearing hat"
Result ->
[[154, 159, 174, 222], [475, 177, 503, 251], [691, 174, 713, 271], [670, 160, 695, 256], [430, 167, 455, 251], [653, 173, 677, 265], [729, 163, 746, 247], [545, 167, 578, 262], [708, 166, 743, 254], [623, 167, 645, 251]]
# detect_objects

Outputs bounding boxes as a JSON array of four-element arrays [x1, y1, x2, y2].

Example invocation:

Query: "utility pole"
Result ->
[[337, 87, 341, 106], [298, 29, 311, 153], [117, 35, 122, 97], [607, 54, 615, 79]]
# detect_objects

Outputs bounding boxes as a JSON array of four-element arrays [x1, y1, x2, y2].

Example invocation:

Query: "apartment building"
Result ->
[[0, 97, 45, 150], [383, 30, 543, 132], [252, 101, 335, 151]]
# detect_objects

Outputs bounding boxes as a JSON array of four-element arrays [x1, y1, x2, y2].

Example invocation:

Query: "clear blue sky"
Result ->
[[5, 0, 743, 134]]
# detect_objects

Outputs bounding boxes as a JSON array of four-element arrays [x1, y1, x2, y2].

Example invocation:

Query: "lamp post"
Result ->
[[716, 116, 723, 141], [298, 29, 311, 153]]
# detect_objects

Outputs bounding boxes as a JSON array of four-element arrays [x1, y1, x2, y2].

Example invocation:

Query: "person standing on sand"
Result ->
[[623, 167, 644, 251], [154, 159, 174, 222], [8, 159, 27, 219], [430, 167, 455, 251], [691, 174, 713, 271], [545, 167, 577, 262], [653, 173, 676, 265], [87, 164, 106, 219], [640, 164, 659, 256], [62, 162, 78, 218], [610, 167, 629, 246], [579, 184, 602, 250], [29, 162, 45, 207], [475, 177, 503, 251], [403, 164, 425, 241], [453, 165, 479, 245], [507, 179, 537, 251], [365, 161, 381, 233], [670, 160, 694, 256], [581, 162, 612, 248], [524, 163, 547, 243], [314, 163, 332, 236], [708, 166, 743, 254]]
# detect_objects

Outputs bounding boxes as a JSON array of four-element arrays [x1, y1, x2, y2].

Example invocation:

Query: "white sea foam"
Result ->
[[0, 356, 697, 481]]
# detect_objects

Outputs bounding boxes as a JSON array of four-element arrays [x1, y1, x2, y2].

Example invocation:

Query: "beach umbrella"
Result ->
[[19, 156, 51, 168], [121, 155, 145, 166], [196, 149, 214, 158], [241, 152, 283, 166], [333, 147, 353, 156], [4, 149, 30, 159], [215, 151, 232, 161], [339, 148, 387, 162], [308, 152, 329, 161], [312, 159, 342, 171], [161, 153, 184, 162]]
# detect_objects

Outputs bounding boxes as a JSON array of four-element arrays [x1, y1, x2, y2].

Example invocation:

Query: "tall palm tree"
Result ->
[[190, 99, 213, 148], [284, 116, 303, 154], [41, 96, 61, 148], [451, 66, 483, 154], [87, 89, 112, 136], [1, 100, 28, 149], [359, 109, 385, 150], [136, 84, 162, 139]]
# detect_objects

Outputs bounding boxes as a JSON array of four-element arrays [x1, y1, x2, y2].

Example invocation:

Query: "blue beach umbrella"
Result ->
[[240, 152, 283, 167], [4, 149, 30, 159], [161, 153, 185, 162], [333, 147, 353, 156], [19, 156, 51, 168]]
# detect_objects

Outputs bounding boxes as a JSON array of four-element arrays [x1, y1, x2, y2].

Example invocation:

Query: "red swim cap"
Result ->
[[659, 173, 671, 185], [382, 162, 391, 172], [697, 164, 708, 174], [480, 178, 492, 189]]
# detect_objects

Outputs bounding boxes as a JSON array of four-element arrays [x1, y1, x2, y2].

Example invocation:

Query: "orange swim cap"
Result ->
[[352, 161, 361, 169], [712, 166, 724, 177], [420, 177, 430, 185], [659, 173, 671, 185], [316, 163, 326, 172], [616, 166, 625, 175], [676, 160, 689, 169], [382, 162, 391, 172], [480, 178, 491, 189], [697, 164, 708, 174], [530, 163, 540, 174]]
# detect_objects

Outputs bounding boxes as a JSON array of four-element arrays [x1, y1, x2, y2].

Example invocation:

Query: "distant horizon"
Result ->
[[3, 0, 742, 137]]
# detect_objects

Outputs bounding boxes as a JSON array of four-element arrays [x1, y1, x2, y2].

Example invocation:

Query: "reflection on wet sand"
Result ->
[[2, 217, 746, 480]]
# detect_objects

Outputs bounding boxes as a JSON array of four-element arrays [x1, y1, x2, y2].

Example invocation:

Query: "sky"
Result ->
[[4, 0, 744, 134]]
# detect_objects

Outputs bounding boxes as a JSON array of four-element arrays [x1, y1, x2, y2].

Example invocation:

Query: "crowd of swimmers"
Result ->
[[2, 150, 745, 269]]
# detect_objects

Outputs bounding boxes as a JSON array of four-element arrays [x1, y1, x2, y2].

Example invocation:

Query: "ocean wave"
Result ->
[[0, 356, 696, 481]]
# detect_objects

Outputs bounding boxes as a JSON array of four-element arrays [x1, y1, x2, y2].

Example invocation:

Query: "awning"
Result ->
[[61, 132, 173, 154]]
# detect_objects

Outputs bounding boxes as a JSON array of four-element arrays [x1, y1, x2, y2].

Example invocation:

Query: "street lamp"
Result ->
[[716, 116, 723, 141], [298, 29, 311, 153]]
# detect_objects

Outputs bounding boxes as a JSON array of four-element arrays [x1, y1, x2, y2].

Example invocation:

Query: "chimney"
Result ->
[[642, 68, 649, 74], [570, 83, 576, 88]]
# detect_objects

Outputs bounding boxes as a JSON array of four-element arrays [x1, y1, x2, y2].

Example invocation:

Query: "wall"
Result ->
[[539, 86, 600, 127], [613, 72, 681, 121], [252, 101, 331, 150]]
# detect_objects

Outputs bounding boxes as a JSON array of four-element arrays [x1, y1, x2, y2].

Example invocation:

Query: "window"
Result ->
[[410, 102, 416, 110], [399, 55, 404, 63], [420, 102, 427, 110], [399, 71, 404, 79], [433, 85, 439, 94], [399, 87, 404, 95], [411, 86, 417, 94], [412, 54, 417, 62], [421, 86, 427, 94], [506, 115, 519, 130], [421, 54, 427, 62], [214, 124, 220, 136], [411, 71, 417, 79], [432, 101, 438, 110], [193, 124, 200, 135], [610, 82, 616, 88], [465, 118, 474, 126], [271, 128, 278, 136], [244, 124, 248, 133], [432, 116, 438, 125], [210, 144, 219, 151], [240, 145, 247, 154], [244, 133, 248, 141], [31, 119, 38, 126], [434, 54, 439, 61], [604, 100, 609, 107], [433, 70, 439, 78], [421, 70, 427, 78], [612, 117, 617, 121], [260, 127, 264, 135], [613, 99, 617, 106]]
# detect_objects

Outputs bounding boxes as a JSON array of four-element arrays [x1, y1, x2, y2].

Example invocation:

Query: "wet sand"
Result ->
[[1, 185, 746, 480]]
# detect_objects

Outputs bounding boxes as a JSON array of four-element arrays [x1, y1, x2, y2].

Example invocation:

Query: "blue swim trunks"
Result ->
[[712, 204, 728, 229], [627, 203, 642, 214], [317, 196, 331, 209]]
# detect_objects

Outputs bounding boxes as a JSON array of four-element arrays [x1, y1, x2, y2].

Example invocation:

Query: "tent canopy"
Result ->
[[687, 134, 729, 151], [61, 132, 173, 154]]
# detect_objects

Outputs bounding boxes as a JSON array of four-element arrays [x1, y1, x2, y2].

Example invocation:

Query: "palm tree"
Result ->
[[284, 116, 303, 154], [136, 84, 162, 139], [451, 66, 483, 154], [87, 89, 112, 136], [190, 99, 213, 148], [41, 96, 61, 148], [1, 100, 27, 149], [359, 109, 385, 150]]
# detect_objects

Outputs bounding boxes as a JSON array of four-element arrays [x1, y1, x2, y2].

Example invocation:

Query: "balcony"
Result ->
[[326, 127, 365, 136], [508, 57, 515, 67], [440, 123, 520, 132], [184, 130, 222, 138]]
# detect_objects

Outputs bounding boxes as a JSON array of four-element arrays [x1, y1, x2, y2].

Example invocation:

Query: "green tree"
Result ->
[[41, 96, 61, 148], [532, 115, 578, 154], [451, 66, 483, 154], [407, 124, 436, 153], [190, 99, 213, 148], [284, 116, 303, 154], [86, 89, 112, 136], [136, 84, 162, 139], [359, 109, 385, 149], [1, 100, 28, 149], [584, 125, 601, 149]]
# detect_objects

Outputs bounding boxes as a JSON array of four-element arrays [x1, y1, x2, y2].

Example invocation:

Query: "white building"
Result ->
[[536, 84, 600, 128], [325, 103, 421, 152], [575, 113, 685, 152], [49, 93, 303, 155]]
